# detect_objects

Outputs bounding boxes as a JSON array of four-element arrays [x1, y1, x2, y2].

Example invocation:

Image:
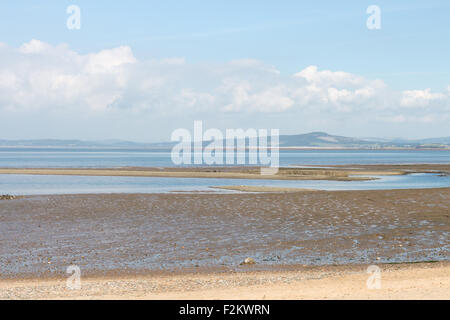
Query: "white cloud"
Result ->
[[294, 65, 366, 88], [19, 39, 50, 54], [0, 40, 449, 126], [378, 114, 438, 124], [84, 46, 136, 74], [400, 88, 447, 108]]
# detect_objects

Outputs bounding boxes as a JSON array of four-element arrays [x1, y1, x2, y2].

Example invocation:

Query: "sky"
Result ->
[[0, 0, 449, 141]]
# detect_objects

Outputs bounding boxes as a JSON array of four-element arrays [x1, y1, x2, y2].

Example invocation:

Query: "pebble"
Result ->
[[241, 257, 256, 265], [0, 195, 16, 200]]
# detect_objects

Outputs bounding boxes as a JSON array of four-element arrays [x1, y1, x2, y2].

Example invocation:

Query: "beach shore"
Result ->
[[0, 167, 448, 300], [1, 262, 448, 300]]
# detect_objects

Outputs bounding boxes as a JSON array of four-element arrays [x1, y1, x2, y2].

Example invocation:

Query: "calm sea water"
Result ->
[[1, 173, 449, 195], [0, 148, 449, 194], [0, 148, 449, 168]]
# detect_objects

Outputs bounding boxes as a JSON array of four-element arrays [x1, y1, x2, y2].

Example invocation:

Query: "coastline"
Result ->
[[1, 166, 448, 300]]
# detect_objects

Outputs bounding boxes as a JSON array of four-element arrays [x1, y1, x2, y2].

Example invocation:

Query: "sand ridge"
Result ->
[[0, 166, 404, 181]]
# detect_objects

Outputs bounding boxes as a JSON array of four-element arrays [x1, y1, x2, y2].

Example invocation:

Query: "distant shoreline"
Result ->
[[1, 131, 449, 150], [1, 146, 450, 150]]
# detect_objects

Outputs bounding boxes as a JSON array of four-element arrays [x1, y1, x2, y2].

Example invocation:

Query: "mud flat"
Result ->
[[0, 188, 448, 278]]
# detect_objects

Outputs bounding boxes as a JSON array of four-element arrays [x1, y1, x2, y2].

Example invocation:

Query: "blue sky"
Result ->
[[0, 1, 449, 140]]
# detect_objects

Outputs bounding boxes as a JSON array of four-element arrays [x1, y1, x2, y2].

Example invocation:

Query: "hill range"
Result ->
[[0, 132, 449, 149]]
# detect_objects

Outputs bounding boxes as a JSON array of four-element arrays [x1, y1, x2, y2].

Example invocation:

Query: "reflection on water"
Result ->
[[0, 173, 449, 195]]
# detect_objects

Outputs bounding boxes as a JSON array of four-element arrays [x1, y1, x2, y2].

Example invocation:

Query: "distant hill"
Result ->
[[0, 139, 146, 148], [279, 132, 450, 148], [0, 139, 171, 148], [279, 132, 370, 147], [0, 132, 449, 149]]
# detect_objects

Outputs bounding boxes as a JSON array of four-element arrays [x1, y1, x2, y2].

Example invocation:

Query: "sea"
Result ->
[[0, 148, 449, 195]]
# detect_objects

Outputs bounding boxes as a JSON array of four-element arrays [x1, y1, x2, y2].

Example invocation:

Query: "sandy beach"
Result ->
[[1, 262, 448, 300]]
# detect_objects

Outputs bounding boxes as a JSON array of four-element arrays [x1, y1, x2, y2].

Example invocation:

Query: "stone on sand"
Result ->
[[241, 258, 256, 265]]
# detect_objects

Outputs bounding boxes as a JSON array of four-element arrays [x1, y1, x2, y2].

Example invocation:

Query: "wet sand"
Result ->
[[0, 188, 448, 279]]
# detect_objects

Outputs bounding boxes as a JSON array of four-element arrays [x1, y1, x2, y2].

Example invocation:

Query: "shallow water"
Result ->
[[0, 173, 450, 195], [0, 148, 449, 168]]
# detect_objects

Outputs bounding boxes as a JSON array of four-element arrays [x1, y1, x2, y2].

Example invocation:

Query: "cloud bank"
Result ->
[[0, 40, 449, 138]]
